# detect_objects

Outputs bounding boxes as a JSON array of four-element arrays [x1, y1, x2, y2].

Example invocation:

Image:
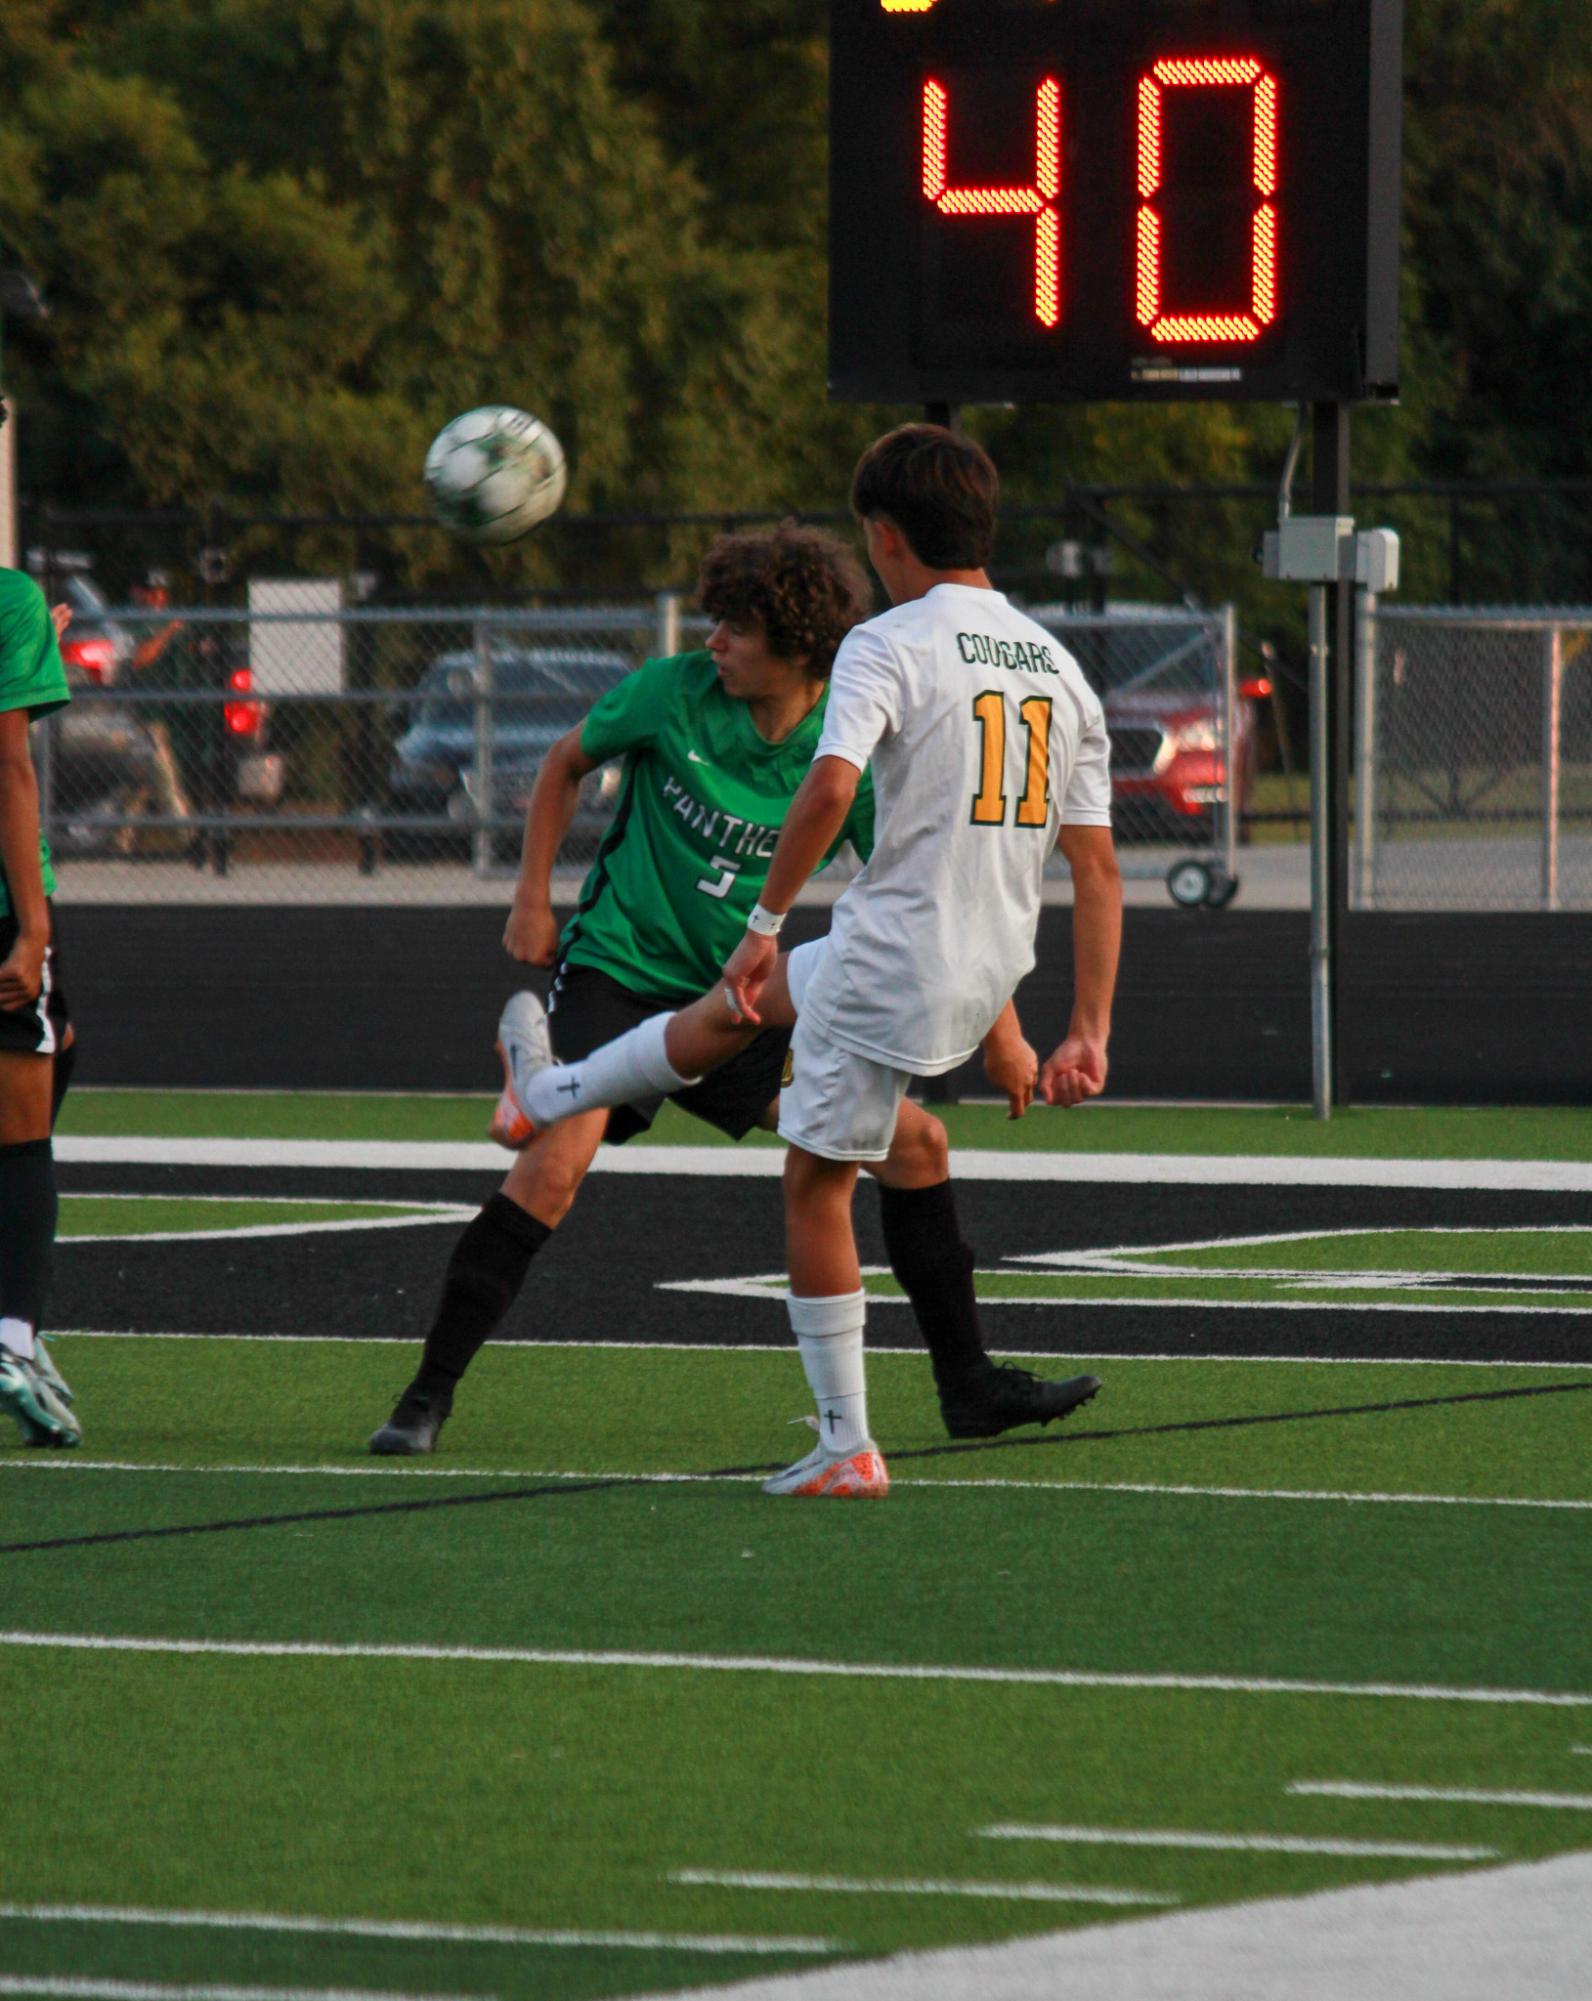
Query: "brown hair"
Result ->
[[850, 423, 999, 571], [696, 522, 873, 679]]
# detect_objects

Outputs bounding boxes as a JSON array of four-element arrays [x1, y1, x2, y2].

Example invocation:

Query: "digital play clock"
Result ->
[[828, 0, 1403, 404]]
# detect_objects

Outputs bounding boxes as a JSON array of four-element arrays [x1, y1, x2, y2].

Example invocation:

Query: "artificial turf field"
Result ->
[[3, 1093, 1590, 2000]]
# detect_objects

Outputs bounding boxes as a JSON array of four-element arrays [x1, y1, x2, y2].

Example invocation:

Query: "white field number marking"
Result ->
[[977, 1824, 1497, 1860], [668, 1870, 1174, 1907], [1290, 1781, 1592, 1811]]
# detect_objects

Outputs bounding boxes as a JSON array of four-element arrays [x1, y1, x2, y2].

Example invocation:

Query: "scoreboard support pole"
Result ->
[[1310, 399, 1353, 1116], [924, 404, 961, 433]]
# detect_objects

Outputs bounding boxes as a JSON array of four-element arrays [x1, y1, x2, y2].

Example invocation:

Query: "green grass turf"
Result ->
[[55, 1089, 1592, 1159], [59, 1196, 454, 1238], [6, 1657, 1589, 1972], [0, 1916, 822, 2001], [5, 1338, 1589, 1998], [16, 1339, 1592, 1503]]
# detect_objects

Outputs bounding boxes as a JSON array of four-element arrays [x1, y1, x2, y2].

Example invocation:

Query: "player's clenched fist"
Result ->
[[721, 928, 777, 1026], [1039, 1033, 1108, 1108], [502, 902, 561, 967]]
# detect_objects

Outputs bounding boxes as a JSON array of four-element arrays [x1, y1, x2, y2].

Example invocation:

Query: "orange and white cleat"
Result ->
[[487, 1078, 535, 1150], [762, 1440, 890, 1499], [487, 991, 554, 1149]]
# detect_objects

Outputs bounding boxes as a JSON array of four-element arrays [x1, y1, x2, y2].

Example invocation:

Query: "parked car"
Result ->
[[28, 557, 281, 857], [1102, 657, 1271, 841], [389, 645, 633, 855]]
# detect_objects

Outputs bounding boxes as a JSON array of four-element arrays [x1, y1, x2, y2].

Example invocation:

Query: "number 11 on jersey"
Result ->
[[971, 691, 1053, 828]]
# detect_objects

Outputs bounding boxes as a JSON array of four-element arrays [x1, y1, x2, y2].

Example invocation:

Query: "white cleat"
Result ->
[[762, 1440, 890, 1499], [494, 991, 555, 1141]]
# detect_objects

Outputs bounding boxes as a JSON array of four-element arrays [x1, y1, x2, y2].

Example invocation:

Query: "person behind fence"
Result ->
[[0, 486, 84, 1449], [112, 572, 195, 855], [370, 520, 1096, 1457], [494, 425, 1123, 1499]]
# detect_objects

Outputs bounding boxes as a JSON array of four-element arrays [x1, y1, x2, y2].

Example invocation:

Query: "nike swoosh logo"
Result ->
[[687, 749, 708, 765]]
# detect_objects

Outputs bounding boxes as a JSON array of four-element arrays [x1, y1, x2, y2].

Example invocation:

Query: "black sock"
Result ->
[[877, 1179, 989, 1389], [51, 1041, 79, 1131], [0, 1138, 58, 1331], [413, 1193, 552, 1396]]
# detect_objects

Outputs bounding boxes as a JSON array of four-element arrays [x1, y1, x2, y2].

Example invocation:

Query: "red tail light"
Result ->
[[224, 667, 265, 737], [64, 636, 118, 683]]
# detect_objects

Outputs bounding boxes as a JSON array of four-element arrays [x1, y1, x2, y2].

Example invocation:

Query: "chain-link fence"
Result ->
[[1034, 605, 1243, 904], [1353, 607, 1592, 910], [40, 598, 1248, 906], [39, 601, 696, 904]]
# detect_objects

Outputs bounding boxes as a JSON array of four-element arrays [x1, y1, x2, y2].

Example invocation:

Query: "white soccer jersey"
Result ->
[[800, 583, 1111, 1075]]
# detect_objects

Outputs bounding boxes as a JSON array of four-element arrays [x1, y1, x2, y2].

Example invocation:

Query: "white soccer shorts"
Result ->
[[777, 938, 911, 1163]]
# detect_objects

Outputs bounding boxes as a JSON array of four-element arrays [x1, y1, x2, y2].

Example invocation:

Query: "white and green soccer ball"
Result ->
[[423, 405, 568, 544]]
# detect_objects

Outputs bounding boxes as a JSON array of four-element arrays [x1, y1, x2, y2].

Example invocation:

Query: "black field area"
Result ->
[[61, 902, 1592, 1103], [53, 1164, 1592, 1367]]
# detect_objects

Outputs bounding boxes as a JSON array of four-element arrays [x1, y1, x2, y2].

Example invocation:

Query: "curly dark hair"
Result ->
[[696, 522, 873, 679]]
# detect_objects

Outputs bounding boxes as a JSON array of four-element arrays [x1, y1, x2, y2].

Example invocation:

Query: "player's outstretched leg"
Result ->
[[501, 980, 773, 1136], [873, 1102, 1100, 1439]]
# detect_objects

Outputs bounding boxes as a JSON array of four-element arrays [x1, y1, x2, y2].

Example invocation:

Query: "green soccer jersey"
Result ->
[[0, 568, 70, 920], [562, 650, 875, 1000]]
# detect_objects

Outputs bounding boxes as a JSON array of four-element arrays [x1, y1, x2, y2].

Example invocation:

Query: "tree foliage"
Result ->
[[0, 0, 1587, 598]]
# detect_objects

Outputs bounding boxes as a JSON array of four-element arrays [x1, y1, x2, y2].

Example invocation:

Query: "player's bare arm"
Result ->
[[982, 999, 1038, 1119], [1040, 823, 1122, 1108], [503, 724, 601, 966], [722, 754, 860, 1024], [0, 707, 49, 1012]]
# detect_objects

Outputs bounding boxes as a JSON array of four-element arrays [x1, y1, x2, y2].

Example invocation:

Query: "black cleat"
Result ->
[[938, 1364, 1101, 1440], [369, 1383, 453, 1456]]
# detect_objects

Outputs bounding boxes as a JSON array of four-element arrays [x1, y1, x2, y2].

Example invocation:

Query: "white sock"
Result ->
[[0, 1318, 36, 1362], [523, 1011, 701, 1127], [787, 1289, 870, 1456]]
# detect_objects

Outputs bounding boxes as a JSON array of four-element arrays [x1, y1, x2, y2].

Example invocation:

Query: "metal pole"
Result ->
[[1541, 625, 1562, 911], [472, 619, 495, 878], [1220, 603, 1238, 888], [1353, 591, 1378, 908], [655, 590, 680, 659], [1312, 401, 1352, 1110], [1309, 583, 1333, 1120]]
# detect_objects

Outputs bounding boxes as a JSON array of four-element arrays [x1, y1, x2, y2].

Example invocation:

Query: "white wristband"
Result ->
[[746, 903, 786, 937]]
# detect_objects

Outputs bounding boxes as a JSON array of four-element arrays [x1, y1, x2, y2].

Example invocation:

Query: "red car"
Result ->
[[1105, 672, 1271, 838]]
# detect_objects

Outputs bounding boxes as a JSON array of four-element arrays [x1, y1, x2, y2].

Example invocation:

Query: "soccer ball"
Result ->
[[423, 406, 568, 544]]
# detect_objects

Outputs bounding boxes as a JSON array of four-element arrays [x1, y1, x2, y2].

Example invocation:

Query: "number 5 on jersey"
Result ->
[[971, 692, 1053, 827]]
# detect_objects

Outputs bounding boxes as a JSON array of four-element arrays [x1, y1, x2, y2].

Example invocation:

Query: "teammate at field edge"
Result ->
[[0, 436, 83, 1451], [502, 428, 1123, 1496], [372, 523, 1097, 1455]]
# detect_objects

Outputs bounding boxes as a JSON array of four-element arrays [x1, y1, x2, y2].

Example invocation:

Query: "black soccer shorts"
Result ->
[[0, 908, 71, 1057], [545, 960, 791, 1146]]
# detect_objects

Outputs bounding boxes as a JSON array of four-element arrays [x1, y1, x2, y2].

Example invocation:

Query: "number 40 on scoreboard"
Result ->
[[829, 0, 1404, 406]]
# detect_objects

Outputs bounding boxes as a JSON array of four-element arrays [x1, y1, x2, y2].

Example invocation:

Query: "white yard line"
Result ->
[[1, 1632, 1588, 1709], [668, 1872, 1172, 1909], [1290, 1781, 1592, 1811], [42, 1331, 1592, 1369], [52, 1136, 1592, 1191], [4, 1458, 1587, 1513], [63, 1214, 473, 1247], [0, 1984, 478, 2001], [0, 1902, 837, 1957], [663, 1274, 1592, 1317], [1011, 1221, 1592, 1269], [976, 1825, 1495, 1861]]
